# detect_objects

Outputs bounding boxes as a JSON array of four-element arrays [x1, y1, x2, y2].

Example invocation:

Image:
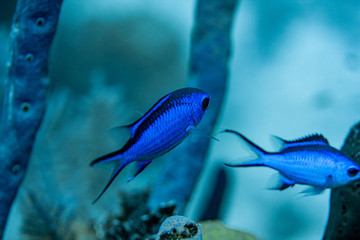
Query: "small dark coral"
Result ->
[[104, 191, 176, 240]]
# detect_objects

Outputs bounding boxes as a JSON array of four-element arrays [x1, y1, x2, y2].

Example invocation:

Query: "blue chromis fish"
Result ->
[[91, 87, 210, 203], [224, 129, 360, 195]]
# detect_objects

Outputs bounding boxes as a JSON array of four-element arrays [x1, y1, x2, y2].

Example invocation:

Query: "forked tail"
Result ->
[[223, 129, 268, 167], [91, 151, 129, 203], [90, 149, 123, 166]]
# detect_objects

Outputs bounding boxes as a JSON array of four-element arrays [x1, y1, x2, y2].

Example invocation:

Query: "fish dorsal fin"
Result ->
[[106, 125, 133, 147], [106, 92, 173, 148], [129, 92, 173, 135], [277, 134, 329, 149]]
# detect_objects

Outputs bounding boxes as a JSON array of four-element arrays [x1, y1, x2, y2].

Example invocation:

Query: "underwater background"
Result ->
[[1, 0, 360, 240]]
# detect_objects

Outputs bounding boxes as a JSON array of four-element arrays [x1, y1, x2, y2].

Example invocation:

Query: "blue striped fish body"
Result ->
[[122, 101, 198, 161], [224, 130, 360, 194], [91, 88, 210, 202], [266, 147, 348, 188]]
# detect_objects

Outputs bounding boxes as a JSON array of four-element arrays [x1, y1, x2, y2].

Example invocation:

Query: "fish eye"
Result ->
[[347, 167, 359, 177], [202, 97, 210, 111]]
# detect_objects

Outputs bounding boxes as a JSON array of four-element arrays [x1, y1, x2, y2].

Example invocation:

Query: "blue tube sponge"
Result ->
[[0, 0, 63, 238], [148, 0, 239, 214]]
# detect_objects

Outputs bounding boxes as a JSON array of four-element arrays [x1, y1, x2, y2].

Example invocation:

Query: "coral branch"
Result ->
[[0, 0, 63, 238], [323, 122, 360, 240], [148, 0, 239, 213]]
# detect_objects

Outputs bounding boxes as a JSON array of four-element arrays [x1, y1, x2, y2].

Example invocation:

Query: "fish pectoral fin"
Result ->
[[185, 123, 195, 133], [325, 174, 333, 187], [267, 173, 295, 191], [127, 160, 152, 182], [299, 175, 332, 197], [299, 186, 325, 197], [190, 128, 219, 141]]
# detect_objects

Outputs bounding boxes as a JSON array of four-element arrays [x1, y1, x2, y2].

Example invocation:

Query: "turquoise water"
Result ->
[[1, 1, 360, 239]]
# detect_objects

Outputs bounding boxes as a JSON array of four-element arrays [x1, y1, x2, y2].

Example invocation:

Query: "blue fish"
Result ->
[[224, 129, 360, 194], [91, 88, 210, 202]]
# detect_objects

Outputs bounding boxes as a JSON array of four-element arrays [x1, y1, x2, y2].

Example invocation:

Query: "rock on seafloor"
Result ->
[[156, 215, 202, 240], [200, 220, 258, 240], [323, 122, 360, 240], [155, 216, 257, 240]]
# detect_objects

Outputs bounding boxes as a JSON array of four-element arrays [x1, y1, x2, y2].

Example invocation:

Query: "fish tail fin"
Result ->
[[224, 129, 268, 156], [223, 129, 268, 168], [90, 150, 123, 166], [90, 151, 129, 204], [92, 162, 127, 204]]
